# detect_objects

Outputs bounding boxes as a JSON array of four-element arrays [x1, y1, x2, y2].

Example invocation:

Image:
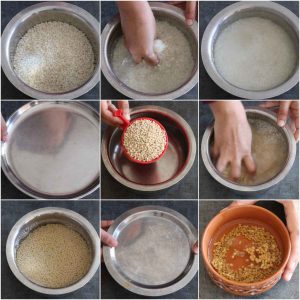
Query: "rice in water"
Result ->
[[221, 118, 287, 185], [112, 21, 194, 93], [13, 21, 95, 93], [16, 224, 91, 288], [214, 17, 297, 91]]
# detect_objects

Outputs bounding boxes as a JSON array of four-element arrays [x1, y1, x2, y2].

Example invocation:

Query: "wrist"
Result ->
[[210, 101, 247, 122]]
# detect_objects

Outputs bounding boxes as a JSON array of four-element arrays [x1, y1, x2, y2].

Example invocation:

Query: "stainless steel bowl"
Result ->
[[102, 105, 196, 191], [1, 2, 100, 99], [201, 1, 299, 99], [201, 107, 297, 194], [6, 207, 100, 295], [101, 2, 198, 100]]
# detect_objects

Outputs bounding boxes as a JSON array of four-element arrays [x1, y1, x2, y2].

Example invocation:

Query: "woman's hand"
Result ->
[[1, 113, 8, 141], [209, 101, 256, 180], [260, 100, 299, 141], [101, 100, 130, 127], [226, 200, 299, 281], [117, 1, 159, 65], [168, 1, 197, 25], [101, 220, 118, 258]]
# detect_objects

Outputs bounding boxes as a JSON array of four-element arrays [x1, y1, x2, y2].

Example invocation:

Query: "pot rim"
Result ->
[[6, 207, 100, 295], [201, 107, 297, 193], [1, 1, 100, 99], [201, 204, 291, 287], [201, 1, 299, 99], [101, 1, 198, 100]]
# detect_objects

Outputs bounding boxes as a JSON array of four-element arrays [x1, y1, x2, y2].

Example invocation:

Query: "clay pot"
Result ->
[[201, 205, 291, 296]]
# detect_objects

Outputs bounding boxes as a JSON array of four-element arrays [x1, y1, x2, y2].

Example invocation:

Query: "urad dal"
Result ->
[[214, 17, 297, 91], [13, 21, 95, 93], [220, 118, 287, 185], [212, 224, 282, 283], [112, 21, 194, 93], [16, 224, 91, 288], [123, 119, 167, 162]]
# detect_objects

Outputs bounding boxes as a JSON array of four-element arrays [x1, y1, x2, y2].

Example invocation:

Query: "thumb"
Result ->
[[1, 114, 8, 142], [101, 229, 118, 247], [277, 101, 292, 127], [185, 1, 197, 25]]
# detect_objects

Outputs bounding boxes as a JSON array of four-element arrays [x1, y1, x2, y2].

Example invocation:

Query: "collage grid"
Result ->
[[0, 1, 299, 300]]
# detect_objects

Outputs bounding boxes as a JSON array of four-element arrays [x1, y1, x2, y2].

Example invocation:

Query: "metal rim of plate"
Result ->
[[101, 105, 197, 192], [103, 206, 198, 296], [1, 101, 100, 199]]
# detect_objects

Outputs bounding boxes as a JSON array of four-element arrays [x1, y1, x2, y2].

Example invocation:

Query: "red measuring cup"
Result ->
[[114, 109, 168, 164]]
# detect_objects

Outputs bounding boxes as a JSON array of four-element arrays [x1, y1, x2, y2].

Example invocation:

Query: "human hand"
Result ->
[[192, 241, 199, 254], [117, 1, 159, 65], [260, 100, 299, 141], [209, 101, 256, 180], [1, 113, 8, 142], [101, 100, 130, 127], [226, 200, 299, 281], [101, 220, 118, 258], [168, 1, 197, 25]]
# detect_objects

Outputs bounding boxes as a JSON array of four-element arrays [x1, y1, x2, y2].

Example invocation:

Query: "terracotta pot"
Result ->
[[201, 205, 291, 296]]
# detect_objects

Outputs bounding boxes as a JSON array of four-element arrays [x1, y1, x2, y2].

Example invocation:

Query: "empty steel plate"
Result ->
[[103, 206, 198, 296], [101, 105, 196, 191], [1, 101, 99, 199]]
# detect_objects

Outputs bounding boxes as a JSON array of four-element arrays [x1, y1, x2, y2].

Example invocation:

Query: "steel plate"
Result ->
[[1, 101, 99, 199], [101, 105, 196, 191], [103, 206, 198, 296]]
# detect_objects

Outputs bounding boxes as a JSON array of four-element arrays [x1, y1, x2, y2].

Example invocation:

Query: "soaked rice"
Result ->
[[13, 21, 95, 93], [112, 21, 194, 94], [214, 17, 297, 91]]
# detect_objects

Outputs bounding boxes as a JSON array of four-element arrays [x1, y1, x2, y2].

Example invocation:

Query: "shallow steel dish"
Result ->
[[6, 207, 100, 295], [101, 105, 196, 192], [201, 1, 299, 99], [101, 2, 198, 100], [1, 2, 100, 99], [1, 101, 99, 199], [201, 107, 297, 194], [103, 205, 198, 296]]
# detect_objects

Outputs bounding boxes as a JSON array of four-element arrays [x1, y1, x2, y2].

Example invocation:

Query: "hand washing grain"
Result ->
[[13, 21, 95, 93], [212, 224, 282, 283], [123, 119, 167, 162], [16, 224, 91, 288], [220, 118, 288, 185], [112, 21, 194, 93]]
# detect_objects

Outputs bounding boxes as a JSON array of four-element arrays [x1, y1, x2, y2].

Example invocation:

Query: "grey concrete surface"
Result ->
[[1, 100, 100, 200], [199, 101, 299, 199], [199, 200, 299, 299], [1, 1, 100, 100], [101, 100, 198, 199], [101, 200, 198, 299], [100, 1, 198, 100], [199, 1, 299, 100], [1, 200, 99, 299]]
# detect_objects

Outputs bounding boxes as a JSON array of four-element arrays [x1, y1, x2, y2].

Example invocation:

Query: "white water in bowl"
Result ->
[[112, 21, 194, 94], [214, 17, 297, 91]]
